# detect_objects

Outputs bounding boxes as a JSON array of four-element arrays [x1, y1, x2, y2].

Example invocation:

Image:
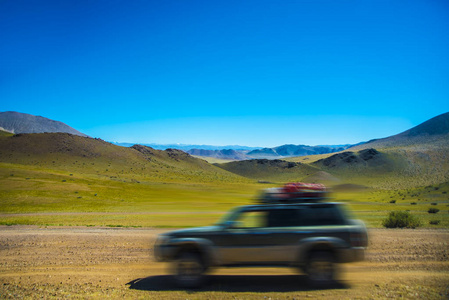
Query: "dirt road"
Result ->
[[0, 226, 448, 299]]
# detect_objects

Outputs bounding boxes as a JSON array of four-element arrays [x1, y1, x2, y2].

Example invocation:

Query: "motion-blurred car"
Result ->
[[154, 183, 368, 288]]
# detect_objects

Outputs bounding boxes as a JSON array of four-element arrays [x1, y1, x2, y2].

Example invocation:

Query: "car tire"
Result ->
[[173, 252, 205, 288], [306, 251, 337, 287]]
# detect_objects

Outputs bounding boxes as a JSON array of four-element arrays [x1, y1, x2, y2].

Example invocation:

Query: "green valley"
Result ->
[[1, 112, 449, 229]]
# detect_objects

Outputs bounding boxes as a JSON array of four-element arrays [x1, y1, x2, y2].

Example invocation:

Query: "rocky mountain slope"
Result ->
[[215, 159, 320, 183], [0, 111, 88, 137], [217, 112, 449, 188], [351, 112, 449, 150], [0, 132, 247, 184]]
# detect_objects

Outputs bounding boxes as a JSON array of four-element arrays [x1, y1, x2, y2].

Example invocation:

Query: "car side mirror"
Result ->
[[223, 220, 241, 229]]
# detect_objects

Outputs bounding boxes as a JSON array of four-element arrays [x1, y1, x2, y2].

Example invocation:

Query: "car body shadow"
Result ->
[[127, 274, 350, 292]]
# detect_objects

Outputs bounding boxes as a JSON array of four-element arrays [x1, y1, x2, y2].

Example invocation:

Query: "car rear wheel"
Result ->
[[173, 252, 205, 288], [306, 251, 337, 287]]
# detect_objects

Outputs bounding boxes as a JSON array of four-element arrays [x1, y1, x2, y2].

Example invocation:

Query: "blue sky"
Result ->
[[1, 0, 448, 147]]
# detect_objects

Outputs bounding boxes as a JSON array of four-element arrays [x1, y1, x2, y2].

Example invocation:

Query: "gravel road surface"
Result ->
[[0, 226, 448, 299]]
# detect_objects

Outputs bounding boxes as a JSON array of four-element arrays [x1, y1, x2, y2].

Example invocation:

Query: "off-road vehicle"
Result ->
[[154, 183, 368, 288]]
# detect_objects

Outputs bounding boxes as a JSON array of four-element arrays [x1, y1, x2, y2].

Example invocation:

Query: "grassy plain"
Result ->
[[0, 132, 448, 229], [0, 161, 260, 227], [1, 159, 448, 228]]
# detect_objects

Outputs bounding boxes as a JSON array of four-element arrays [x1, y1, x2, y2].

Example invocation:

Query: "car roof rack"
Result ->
[[257, 182, 329, 204]]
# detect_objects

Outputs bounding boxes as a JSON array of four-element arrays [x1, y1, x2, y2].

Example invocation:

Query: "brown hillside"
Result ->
[[0, 133, 246, 183], [303, 113, 449, 188], [131, 144, 215, 171], [215, 159, 320, 182], [313, 148, 391, 169]]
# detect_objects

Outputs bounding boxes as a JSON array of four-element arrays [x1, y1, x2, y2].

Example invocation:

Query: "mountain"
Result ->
[[312, 148, 391, 170], [215, 159, 321, 182], [247, 144, 353, 159], [351, 112, 449, 150], [111, 142, 260, 151], [401, 112, 449, 137], [184, 144, 355, 161], [112, 142, 354, 161], [187, 149, 250, 160], [0, 111, 88, 137], [306, 113, 449, 189], [0, 132, 248, 184], [246, 148, 278, 158], [215, 112, 449, 188]]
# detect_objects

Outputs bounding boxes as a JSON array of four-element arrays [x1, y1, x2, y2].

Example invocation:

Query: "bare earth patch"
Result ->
[[0, 226, 448, 299]]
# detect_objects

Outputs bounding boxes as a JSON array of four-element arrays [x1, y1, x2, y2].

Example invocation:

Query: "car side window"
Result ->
[[235, 211, 267, 228], [302, 206, 345, 226], [267, 209, 300, 227]]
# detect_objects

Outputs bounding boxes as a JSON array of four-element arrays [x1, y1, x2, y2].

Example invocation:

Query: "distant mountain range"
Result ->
[[0, 111, 88, 137], [186, 149, 252, 160], [3, 111, 448, 163], [111, 142, 259, 151], [114, 142, 354, 160], [246, 144, 354, 159], [190, 144, 356, 161], [1, 111, 448, 189], [189, 113, 449, 160], [0, 112, 352, 159]]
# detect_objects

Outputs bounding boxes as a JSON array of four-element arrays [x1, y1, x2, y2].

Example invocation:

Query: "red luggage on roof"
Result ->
[[258, 182, 328, 203], [283, 182, 326, 194]]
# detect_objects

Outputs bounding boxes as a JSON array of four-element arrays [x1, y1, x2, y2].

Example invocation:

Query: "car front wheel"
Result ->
[[173, 252, 205, 288]]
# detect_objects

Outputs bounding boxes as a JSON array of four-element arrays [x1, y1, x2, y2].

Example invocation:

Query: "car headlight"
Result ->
[[155, 235, 170, 247]]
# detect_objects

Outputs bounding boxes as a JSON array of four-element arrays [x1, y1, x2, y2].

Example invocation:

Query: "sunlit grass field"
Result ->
[[1, 132, 448, 229], [1, 160, 448, 228], [334, 190, 449, 228], [0, 161, 259, 227]]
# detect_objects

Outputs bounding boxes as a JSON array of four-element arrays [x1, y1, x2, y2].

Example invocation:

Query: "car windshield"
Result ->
[[214, 206, 244, 225]]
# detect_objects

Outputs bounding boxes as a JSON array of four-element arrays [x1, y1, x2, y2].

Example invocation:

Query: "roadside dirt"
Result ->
[[0, 226, 448, 299]]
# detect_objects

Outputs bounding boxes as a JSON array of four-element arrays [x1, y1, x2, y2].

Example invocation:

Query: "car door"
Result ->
[[217, 207, 308, 265], [217, 208, 276, 264]]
